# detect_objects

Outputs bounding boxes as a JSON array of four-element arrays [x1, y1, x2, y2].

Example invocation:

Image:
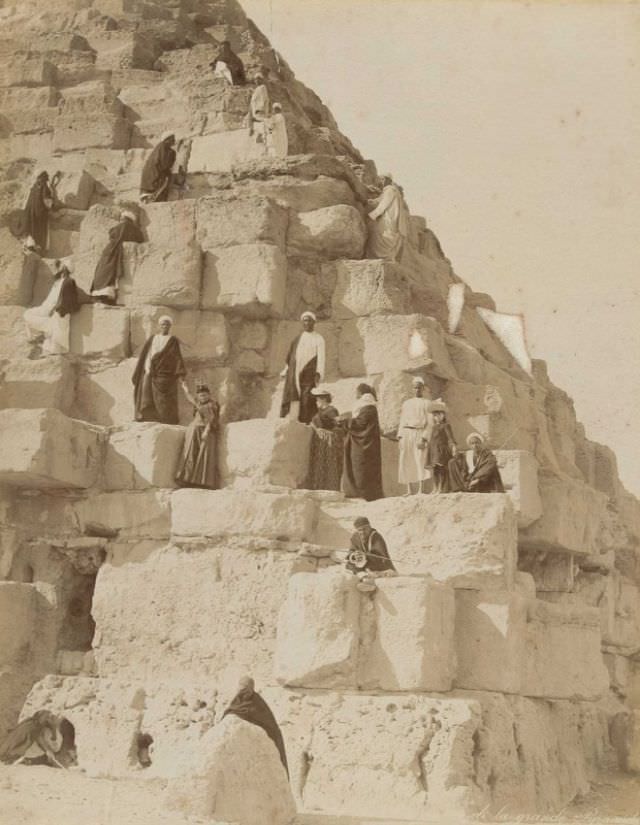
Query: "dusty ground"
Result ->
[[0, 766, 637, 825]]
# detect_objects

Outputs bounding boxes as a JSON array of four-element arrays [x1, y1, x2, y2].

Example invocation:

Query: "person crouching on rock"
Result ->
[[466, 433, 505, 492], [0, 711, 76, 768], [344, 516, 396, 591]]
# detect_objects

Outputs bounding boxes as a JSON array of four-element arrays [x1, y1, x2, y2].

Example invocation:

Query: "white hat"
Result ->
[[300, 311, 316, 322], [412, 376, 425, 386], [158, 315, 173, 325], [120, 209, 137, 222], [466, 432, 484, 446], [428, 398, 447, 413], [273, 102, 282, 111], [311, 386, 331, 397]]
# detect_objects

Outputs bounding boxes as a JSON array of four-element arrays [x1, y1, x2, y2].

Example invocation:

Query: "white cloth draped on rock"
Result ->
[[397, 396, 431, 483], [23, 278, 69, 354], [367, 184, 410, 261]]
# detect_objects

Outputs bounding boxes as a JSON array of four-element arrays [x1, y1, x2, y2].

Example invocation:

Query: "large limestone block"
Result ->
[[69, 305, 130, 359], [314, 494, 517, 588], [328, 258, 410, 318], [196, 194, 289, 251], [493, 450, 542, 528], [0, 306, 38, 360], [53, 114, 131, 152], [0, 53, 57, 86], [103, 423, 184, 491], [0, 356, 76, 414], [360, 576, 456, 691], [220, 418, 312, 490], [275, 569, 360, 688], [339, 314, 456, 379], [129, 307, 229, 363], [521, 471, 607, 554], [202, 243, 286, 317], [0, 408, 102, 489], [142, 199, 196, 248], [189, 128, 273, 173], [171, 489, 318, 542], [0, 230, 41, 305], [165, 716, 296, 824], [287, 204, 366, 260], [75, 358, 137, 427], [120, 240, 202, 308], [74, 490, 172, 541], [239, 175, 356, 212]]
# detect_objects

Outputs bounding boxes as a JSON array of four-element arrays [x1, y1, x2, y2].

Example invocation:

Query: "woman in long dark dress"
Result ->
[[175, 383, 220, 489], [140, 132, 176, 203], [21, 170, 57, 253], [305, 387, 343, 491], [425, 398, 458, 494], [342, 383, 383, 501]]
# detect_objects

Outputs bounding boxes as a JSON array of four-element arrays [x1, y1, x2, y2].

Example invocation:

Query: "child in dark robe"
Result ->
[[425, 399, 457, 494]]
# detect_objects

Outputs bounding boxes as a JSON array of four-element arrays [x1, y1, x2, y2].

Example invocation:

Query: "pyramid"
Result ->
[[0, 0, 639, 821]]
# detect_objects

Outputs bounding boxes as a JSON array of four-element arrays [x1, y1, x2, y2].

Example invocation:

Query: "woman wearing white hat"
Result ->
[[305, 387, 343, 491], [90, 209, 144, 305], [140, 132, 177, 203], [425, 398, 458, 494]]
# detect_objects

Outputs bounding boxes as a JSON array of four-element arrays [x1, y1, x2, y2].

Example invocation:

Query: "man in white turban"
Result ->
[[280, 311, 326, 424], [366, 173, 410, 261], [397, 376, 431, 494], [132, 315, 187, 424]]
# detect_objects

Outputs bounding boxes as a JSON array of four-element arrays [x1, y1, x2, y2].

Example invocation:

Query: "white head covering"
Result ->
[[412, 376, 425, 387], [158, 315, 173, 326], [60, 258, 74, 274], [428, 398, 447, 413], [311, 386, 331, 397], [466, 432, 485, 447], [273, 102, 282, 112], [300, 311, 316, 322], [160, 130, 175, 142], [120, 209, 137, 222]]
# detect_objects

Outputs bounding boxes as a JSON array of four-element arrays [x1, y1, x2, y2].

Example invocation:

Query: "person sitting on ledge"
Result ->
[[23, 260, 81, 356], [209, 40, 246, 86], [346, 516, 396, 575], [0, 711, 76, 768], [466, 433, 505, 492], [132, 315, 187, 424], [140, 132, 177, 203]]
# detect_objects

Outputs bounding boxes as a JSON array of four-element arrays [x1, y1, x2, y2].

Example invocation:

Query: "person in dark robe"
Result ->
[[90, 209, 144, 304], [140, 132, 177, 203], [466, 433, 505, 492], [209, 40, 246, 85], [0, 710, 75, 768], [20, 170, 58, 253], [445, 450, 470, 493], [175, 382, 220, 489], [342, 383, 384, 501], [346, 516, 396, 574], [305, 387, 343, 491], [223, 676, 288, 777], [280, 311, 326, 424], [425, 399, 458, 494], [132, 315, 187, 424]]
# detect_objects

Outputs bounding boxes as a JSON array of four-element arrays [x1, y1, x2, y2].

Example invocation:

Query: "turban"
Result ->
[[466, 432, 485, 447], [412, 376, 425, 386], [353, 516, 370, 528], [428, 398, 447, 413], [120, 209, 137, 222], [158, 315, 173, 326], [300, 311, 316, 321], [160, 130, 175, 142], [311, 386, 331, 400]]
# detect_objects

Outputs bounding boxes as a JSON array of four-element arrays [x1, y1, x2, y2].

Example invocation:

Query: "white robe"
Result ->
[[266, 112, 288, 158], [397, 396, 430, 483], [294, 330, 325, 393], [144, 333, 171, 373], [367, 184, 410, 261], [23, 278, 69, 355]]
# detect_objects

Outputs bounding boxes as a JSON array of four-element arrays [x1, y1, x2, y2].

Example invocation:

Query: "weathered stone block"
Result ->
[[171, 489, 317, 543], [129, 307, 229, 363], [69, 305, 130, 359], [196, 194, 288, 250], [339, 314, 456, 379], [242, 175, 356, 212], [329, 258, 410, 318], [143, 198, 196, 248], [518, 547, 575, 592], [53, 114, 131, 152], [0, 53, 57, 87], [103, 423, 184, 491], [287, 204, 366, 260], [220, 418, 312, 490], [0, 232, 40, 305], [189, 128, 271, 173], [74, 490, 172, 541], [0, 356, 76, 415], [75, 359, 137, 427], [121, 240, 202, 308], [314, 494, 517, 588], [202, 243, 286, 317], [494, 450, 542, 528], [275, 569, 360, 688], [0, 408, 102, 489]]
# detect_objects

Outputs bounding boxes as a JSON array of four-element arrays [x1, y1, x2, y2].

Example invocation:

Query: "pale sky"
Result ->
[[243, 0, 640, 495]]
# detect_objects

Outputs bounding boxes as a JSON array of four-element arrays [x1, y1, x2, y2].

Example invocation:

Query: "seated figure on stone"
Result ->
[[424, 399, 457, 494], [465, 432, 505, 492], [209, 40, 246, 85], [304, 386, 344, 491], [280, 311, 326, 424], [19, 169, 60, 255], [246, 69, 271, 141], [223, 676, 288, 777], [265, 103, 288, 158], [90, 209, 144, 305], [23, 260, 81, 356], [342, 383, 384, 502], [0, 710, 77, 768], [365, 173, 410, 262], [132, 315, 187, 425], [397, 376, 431, 495], [345, 516, 396, 591], [140, 132, 177, 203], [445, 449, 470, 493], [175, 382, 220, 490]]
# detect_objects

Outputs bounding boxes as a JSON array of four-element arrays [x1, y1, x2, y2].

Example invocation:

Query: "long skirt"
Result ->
[[306, 429, 343, 491], [134, 373, 180, 424], [175, 424, 218, 489], [398, 430, 429, 484]]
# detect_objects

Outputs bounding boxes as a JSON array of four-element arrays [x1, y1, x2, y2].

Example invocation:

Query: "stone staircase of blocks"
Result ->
[[1, 0, 640, 821]]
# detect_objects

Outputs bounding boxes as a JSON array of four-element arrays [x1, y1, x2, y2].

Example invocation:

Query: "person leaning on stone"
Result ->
[[140, 131, 177, 203], [19, 169, 61, 255], [365, 173, 410, 262], [90, 209, 144, 305], [280, 311, 326, 424], [466, 432, 505, 492], [424, 398, 457, 494], [209, 40, 246, 85], [132, 315, 187, 424]]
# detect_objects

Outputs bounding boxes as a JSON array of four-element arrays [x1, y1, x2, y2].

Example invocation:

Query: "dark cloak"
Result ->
[[280, 333, 318, 424], [91, 219, 144, 293], [425, 420, 456, 468], [175, 399, 220, 489], [211, 46, 246, 84], [223, 687, 288, 776], [53, 277, 80, 317], [444, 452, 470, 493], [342, 403, 384, 501], [468, 447, 505, 493], [347, 529, 395, 574], [21, 177, 53, 250], [0, 711, 58, 765], [305, 405, 343, 491], [132, 335, 186, 424], [140, 139, 176, 202]]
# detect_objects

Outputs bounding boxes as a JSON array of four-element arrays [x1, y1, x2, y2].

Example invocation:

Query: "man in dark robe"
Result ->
[[342, 383, 384, 501], [346, 516, 396, 574], [0, 710, 75, 768], [444, 451, 470, 493], [90, 209, 144, 304], [20, 170, 56, 253], [140, 132, 176, 203], [280, 311, 325, 424], [209, 40, 246, 85], [132, 315, 187, 424], [466, 433, 505, 493], [223, 676, 288, 777]]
